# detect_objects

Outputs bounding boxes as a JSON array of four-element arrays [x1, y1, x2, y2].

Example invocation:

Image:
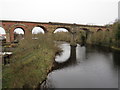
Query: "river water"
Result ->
[[43, 42, 120, 88]]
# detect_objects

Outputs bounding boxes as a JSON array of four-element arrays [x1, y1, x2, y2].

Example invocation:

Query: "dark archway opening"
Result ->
[[97, 28, 102, 32], [106, 29, 110, 31], [79, 28, 90, 45]]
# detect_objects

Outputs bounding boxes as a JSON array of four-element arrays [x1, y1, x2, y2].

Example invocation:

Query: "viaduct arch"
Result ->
[[0, 20, 111, 42]]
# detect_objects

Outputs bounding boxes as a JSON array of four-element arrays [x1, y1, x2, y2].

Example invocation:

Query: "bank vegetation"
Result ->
[[3, 34, 61, 88], [53, 20, 120, 50]]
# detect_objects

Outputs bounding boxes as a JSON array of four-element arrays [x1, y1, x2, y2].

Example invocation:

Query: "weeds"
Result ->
[[3, 34, 60, 88]]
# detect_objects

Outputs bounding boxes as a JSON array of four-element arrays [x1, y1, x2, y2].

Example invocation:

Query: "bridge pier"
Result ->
[[70, 25, 77, 46], [6, 32, 11, 42], [70, 33, 77, 47]]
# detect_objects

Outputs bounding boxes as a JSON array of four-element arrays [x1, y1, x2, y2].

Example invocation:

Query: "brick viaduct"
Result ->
[[0, 20, 110, 42]]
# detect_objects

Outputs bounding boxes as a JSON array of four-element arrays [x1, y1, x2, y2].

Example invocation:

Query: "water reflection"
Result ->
[[53, 45, 77, 70], [76, 44, 86, 63], [112, 50, 120, 68], [43, 42, 120, 88], [55, 42, 70, 63]]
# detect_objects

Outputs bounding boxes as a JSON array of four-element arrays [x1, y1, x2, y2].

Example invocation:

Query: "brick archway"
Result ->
[[0, 20, 110, 42], [32, 25, 48, 34], [8, 24, 29, 42], [97, 28, 103, 32], [53, 27, 71, 33]]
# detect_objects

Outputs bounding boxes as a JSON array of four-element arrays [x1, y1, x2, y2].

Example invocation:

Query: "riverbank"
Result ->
[[111, 46, 120, 51], [85, 42, 120, 51], [2, 34, 61, 88], [53, 32, 120, 51]]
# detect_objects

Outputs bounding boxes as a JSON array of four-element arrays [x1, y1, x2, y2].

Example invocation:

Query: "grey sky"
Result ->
[[118, 1, 120, 20], [0, 0, 119, 34], [0, 0, 119, 25]]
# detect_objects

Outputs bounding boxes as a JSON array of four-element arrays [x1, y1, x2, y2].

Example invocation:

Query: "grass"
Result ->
[[2, 34, 61, 88]]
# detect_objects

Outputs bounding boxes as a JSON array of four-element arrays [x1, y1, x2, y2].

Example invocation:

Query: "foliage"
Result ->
[[53, 31, 83, 43], [86, 20, 120, 49], [3, 34, 60, 88], [112, 20, 120, 47], [53, 32, 71, 42], [87, 31, 112, 47]]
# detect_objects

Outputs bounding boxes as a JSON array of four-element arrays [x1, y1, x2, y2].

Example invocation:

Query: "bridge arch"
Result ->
[[32, 26, 45, 34], [79, 28, 90, 32], [53, 27, 70, 33], [97, 28, 103, 32], [0, 27, 6, 34], [32, 25, 47, 34], [9, 24, 28, 42], [54, 27, 69, 33], [14, 27, 25, 41], [106, 29, 110, 31], [0, 27, 6, 40], [79, 28, 90, 43]]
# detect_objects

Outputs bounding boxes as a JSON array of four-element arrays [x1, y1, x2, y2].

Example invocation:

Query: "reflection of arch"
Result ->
[[32, 26, 47, 33], [52, 45, 77, 70], [97, 28, 102, 32], [53, 27, 70, 33]]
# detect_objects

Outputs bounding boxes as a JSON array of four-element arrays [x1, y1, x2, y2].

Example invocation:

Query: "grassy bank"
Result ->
[[3, 34, 61, 88]]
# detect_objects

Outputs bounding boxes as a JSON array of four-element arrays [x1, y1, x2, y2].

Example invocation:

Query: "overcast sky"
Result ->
[[0, 0, 119, 25], [0, 0, 119, 34]]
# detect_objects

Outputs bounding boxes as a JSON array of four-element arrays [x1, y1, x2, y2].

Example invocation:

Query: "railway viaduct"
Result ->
[[0, 20, 111, 43]]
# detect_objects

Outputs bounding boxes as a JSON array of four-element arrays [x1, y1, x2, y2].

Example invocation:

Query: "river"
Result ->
[[42, 42, 120, 89]]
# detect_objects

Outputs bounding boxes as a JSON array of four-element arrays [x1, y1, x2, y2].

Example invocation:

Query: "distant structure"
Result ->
[[0, 20, 110, 43]]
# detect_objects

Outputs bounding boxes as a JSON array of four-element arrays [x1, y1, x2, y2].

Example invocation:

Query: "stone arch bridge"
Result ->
[[0, 20, 110, 43]]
